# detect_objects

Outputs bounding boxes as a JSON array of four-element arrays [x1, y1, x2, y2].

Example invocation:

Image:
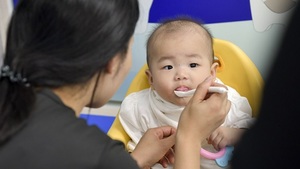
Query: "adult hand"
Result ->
[[131, 126, 176, 169], [174, 76, 231, 169]]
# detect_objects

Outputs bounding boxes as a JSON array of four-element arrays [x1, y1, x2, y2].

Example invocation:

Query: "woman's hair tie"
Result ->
[[0, 65, 31, 87]]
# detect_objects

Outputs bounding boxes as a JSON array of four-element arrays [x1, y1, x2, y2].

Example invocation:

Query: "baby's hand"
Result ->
[[207, 127, 246, 150]]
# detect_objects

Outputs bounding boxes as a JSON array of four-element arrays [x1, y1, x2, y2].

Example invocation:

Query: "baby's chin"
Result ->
[[173, 97, 191, 106]]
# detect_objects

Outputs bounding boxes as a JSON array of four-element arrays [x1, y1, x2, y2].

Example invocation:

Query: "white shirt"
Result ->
[[119, 78, 254, 169]]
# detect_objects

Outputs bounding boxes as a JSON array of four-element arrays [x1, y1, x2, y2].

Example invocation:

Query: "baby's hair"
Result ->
[[146, 16, 214, 68]]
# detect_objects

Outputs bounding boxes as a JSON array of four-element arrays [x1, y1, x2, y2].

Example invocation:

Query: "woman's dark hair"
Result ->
[[0, 0, 139, 144]]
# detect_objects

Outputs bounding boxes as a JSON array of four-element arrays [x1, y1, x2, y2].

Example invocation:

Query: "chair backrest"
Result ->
[[213, 38, 264, 116], [107, 38, 264, 144]]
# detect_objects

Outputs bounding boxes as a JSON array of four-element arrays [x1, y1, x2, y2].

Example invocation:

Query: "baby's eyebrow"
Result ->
[[157, 54, 203, 63], [157, 55, 175, 63], [185, 54, 202, 59]]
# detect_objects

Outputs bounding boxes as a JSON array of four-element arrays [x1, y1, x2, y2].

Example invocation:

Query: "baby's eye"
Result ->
[[190, 63, 199, 68], [163, 65, 173, 70]]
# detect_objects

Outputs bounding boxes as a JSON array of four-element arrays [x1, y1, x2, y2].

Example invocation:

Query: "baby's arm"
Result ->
[[207, 126, 247, 150], [206, 88, 253, 150]]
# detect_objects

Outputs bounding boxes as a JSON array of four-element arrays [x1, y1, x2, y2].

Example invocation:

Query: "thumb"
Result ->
[[192, 76, 214, 102]]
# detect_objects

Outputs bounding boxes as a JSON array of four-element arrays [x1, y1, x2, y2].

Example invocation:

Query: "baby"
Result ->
[[119, 17, 255, 169]]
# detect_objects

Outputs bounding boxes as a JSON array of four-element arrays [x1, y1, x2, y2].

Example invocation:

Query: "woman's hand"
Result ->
[[174, 76, 231, 169], [131, 126, 176, 169]]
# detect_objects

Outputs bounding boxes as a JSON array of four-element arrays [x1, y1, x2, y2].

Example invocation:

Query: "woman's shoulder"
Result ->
[[0, 89, 138, 168]]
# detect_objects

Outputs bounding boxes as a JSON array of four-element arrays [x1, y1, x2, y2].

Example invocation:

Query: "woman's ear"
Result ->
[[145, 69, 154, 89], [210, 62, 219, 78], [105, 55, 121, 74]]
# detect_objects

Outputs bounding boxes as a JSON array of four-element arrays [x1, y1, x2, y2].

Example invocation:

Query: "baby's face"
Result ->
[[147, 30, 215, 106]]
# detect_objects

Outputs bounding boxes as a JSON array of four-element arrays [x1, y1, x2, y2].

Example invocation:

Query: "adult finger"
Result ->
[[192, 76, 214, 102], [154, 126, 176, 139]]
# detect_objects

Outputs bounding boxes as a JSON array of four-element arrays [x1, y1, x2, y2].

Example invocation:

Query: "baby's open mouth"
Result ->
[[174, 87, 228, 97], [174, 89, 195, 97]]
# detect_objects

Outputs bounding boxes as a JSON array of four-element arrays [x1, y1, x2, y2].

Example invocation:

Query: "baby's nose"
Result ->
[[175, 67, 188, 80]]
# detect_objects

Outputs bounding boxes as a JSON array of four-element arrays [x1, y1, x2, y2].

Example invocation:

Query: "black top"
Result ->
[[231, 4, 300, 169], [0, 89, 139, 169]]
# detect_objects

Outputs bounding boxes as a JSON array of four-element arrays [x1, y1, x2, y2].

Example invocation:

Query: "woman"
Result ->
[[0, 0, 229, 168]]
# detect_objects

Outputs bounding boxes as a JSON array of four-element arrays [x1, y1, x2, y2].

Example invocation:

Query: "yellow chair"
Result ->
[[107, 38, 264, 145]]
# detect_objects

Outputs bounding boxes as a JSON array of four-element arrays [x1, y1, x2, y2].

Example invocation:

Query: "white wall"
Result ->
[[0, 34, 3, 67], [0, 0, 13, 66]]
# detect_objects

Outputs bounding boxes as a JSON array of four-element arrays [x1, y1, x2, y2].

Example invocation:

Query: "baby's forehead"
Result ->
[[149, 21, 211, 48], [156, 22, 206, 37], [147, 20, 213, 67]]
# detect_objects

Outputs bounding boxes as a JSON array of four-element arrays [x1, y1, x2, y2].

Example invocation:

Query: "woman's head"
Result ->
[[5, 0, 139, 88], [0, 0, 139, 143]]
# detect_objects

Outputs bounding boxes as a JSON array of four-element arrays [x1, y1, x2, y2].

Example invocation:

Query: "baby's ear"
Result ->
[[210, 62, 219, 78], [145, 69, 154, 88]]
